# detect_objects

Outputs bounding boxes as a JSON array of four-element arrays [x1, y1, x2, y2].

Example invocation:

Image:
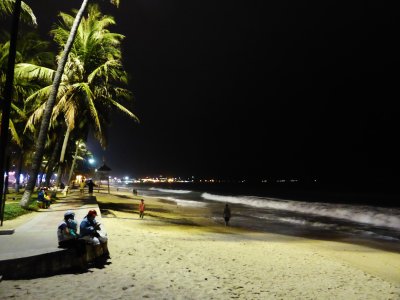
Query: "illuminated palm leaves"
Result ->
[[17, 4, 137, 148], [0, 32, 54, 147], [0, 0, 37, 26]]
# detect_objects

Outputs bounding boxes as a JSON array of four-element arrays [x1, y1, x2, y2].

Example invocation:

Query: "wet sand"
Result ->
[[0, 191, 399, 299]]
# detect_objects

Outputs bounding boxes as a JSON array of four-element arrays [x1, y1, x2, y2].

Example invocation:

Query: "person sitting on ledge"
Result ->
[[80, 209, 109, 256], [57, 210, 85, 255], [37, 187, 50, 208], [44, 190, 52, 206]]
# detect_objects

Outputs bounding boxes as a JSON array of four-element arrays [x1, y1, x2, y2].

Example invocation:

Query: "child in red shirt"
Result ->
[[139, 199, 145, 219]]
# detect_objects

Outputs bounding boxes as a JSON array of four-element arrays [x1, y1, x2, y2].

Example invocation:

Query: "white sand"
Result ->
[[1, 193, 399, 299]]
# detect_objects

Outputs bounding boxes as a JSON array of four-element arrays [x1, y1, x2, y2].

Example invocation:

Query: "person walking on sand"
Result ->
[[79, 180, 85, 195], [86, 179, 96, 195], [139, 199, 145, 219], [223, 204, 231, 226]]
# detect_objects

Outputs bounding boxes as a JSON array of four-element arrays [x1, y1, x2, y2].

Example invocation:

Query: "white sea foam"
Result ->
[[149, 188, 192, 194], [276, 217, 335, 228], [166, 197, 207, 207], [201, 192, 400, 230]]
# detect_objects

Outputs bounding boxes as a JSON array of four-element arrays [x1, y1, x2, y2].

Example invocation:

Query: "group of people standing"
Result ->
[[79, 179, 96, 195], [57, 209, 109, 257]]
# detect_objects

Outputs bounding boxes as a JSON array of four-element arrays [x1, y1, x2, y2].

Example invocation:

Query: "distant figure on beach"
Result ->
[[223, 204, 231, 226], [57, 210, 85, 254], [79, 181, 85, 195], [86, 179, 96, 195], [133, 189, 138, 196], [139, 199, 145, 219]]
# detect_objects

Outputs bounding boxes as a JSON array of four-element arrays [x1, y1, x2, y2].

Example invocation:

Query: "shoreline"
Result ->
[[124, 191, 400, 254], [96, 191, 400, 285], [0, 191, 399, 299]]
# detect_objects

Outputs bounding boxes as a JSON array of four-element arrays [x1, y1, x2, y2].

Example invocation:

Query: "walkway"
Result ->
[[0, 192, 104, 279]]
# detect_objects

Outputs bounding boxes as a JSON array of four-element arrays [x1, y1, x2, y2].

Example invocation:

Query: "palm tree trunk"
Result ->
[[67, 141, 80, 186], [37, 166, 46, 188], [20, 0, 90, 207], [0, 0, 21, 219], [15, 149, 23, 193], [55, 126, 70, 187], [45, 135, 63, 187]]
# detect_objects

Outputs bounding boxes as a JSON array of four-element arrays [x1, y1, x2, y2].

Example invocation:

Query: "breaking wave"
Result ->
[[201, 193, 400, 230], [149, 188, 192, 194]]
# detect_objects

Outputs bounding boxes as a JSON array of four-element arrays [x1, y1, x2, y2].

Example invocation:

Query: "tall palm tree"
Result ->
[[24, 5, 138, 187], [0, 31, 54, 192], [0, 0, 36, 217], [20, 0, 121, 207]]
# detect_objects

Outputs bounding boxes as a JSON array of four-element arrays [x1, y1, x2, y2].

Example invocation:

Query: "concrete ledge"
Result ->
[[0, 229, 14, 235], [0, 244, 108, 279], [0, 195, 108, 279]]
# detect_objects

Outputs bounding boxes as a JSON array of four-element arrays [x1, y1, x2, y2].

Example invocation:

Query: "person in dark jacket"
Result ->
[[223, 204, 231, 226], [80, 209, 109, 257], [86, 179, 96, 195]]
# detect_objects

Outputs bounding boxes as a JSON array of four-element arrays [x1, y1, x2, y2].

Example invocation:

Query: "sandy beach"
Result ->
[[1, 191, 399, 299]]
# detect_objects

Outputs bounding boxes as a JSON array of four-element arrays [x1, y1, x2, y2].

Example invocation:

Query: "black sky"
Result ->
[[25, 1, 400, 181]]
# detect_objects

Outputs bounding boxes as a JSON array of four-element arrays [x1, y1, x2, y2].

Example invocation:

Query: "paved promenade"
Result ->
[[0, 192, 104, 278]]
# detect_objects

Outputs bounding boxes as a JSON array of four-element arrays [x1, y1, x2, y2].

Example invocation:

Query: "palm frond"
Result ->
[[24, 101, 46, 131], [15, 63, 56, 84], [81, 84, 100, 128], [87, 59, 122, 83], [63, 93, 78, 130], [25, 85, 52, 104], [9, 119, 22, 147], [0, 1, 37, 26], [110, 0, 120, 7], [11, 102, 26, 119], [108, 99, 140, 123]]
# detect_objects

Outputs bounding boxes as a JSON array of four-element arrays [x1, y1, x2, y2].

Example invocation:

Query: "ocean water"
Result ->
[[119, 182, 400, 248]]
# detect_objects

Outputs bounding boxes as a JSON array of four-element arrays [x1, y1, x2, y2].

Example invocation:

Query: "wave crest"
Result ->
[[201, 193, 400, 230], [149, 188, 192, 194]]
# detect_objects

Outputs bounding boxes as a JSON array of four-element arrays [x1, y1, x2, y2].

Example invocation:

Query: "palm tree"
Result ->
[[20, 0, 121, 207], [0, 0, 36, 216], [0, 31, 54, 192], [18, 4, 138, 187]]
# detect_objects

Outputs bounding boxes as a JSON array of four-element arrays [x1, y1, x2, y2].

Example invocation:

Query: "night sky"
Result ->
[[25, 1, 400, 182]]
